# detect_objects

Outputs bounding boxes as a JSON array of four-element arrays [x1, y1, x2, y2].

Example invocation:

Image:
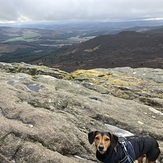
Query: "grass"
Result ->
[[68, 36, 95, 43], [22, 30, 40, 39], [3, 30, 40, 43]]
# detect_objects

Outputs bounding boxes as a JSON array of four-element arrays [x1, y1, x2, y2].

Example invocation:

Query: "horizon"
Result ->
[[1, 18, 163, 28]]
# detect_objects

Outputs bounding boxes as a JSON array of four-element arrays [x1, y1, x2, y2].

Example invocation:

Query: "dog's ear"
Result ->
[[109, 132, 118, 148], [88, 131, 97, 144]]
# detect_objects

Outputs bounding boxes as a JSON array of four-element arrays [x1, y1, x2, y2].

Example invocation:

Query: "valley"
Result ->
[[0, 20, 163, 72], [0, 26, 95, 63]]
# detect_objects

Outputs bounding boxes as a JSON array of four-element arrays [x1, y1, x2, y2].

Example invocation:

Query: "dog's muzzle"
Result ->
[[99, 145, 104, 152]]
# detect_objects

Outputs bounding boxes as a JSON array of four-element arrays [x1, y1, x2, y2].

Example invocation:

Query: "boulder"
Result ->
[[0, 62, 162, 162]]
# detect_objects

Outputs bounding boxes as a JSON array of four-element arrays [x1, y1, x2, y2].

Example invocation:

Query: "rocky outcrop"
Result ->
[[0, 62, 162, 163]]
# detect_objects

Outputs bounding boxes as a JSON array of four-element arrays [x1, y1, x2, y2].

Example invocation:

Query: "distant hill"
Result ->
[[0, 26, 97, 64], [45, 31, 163, 72], [1, 22, 163, 72]]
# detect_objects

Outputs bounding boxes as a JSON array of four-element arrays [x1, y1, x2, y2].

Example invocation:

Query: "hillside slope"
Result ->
[[48, 31, 163, 72]]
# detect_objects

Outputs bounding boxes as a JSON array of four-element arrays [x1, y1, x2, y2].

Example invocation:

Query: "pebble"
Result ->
[[28, 124, 34, 128], [137, 121, 144, 125]]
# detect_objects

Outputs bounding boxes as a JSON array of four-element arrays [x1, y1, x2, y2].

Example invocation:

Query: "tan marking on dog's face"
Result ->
[[94, 133, 111, 154]]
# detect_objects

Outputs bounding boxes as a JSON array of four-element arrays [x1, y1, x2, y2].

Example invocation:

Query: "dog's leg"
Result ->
[[146, 158, 156, 163], [138, 157, 143, 163]]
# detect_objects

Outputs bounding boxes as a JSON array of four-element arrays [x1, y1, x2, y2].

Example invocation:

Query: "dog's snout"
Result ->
[[99, 145, 104, 151]]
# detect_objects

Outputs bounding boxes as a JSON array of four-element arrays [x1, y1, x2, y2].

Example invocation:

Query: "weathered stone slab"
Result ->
[[0, 62, 162, 162]]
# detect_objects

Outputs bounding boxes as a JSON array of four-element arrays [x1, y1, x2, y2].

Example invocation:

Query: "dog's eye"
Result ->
[[95, 137, 100, 140], [105, 138, 110, 141]]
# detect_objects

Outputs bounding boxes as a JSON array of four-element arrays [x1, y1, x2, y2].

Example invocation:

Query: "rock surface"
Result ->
[[0, 62, 162, 163]]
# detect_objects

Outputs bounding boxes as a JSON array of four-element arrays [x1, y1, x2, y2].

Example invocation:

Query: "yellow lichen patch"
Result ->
[[64, 69, 144, 87], [102, 72, 144, 86], [73, 69, 107, 77], [64, 69, 110, 80], [103, 76, 141, 86], [111, 73, 143, 82], [108, 79, 136, 86]]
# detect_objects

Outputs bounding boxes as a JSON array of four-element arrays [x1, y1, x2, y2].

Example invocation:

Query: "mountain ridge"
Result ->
[[44, 31, 163, 72], [1, 23, 163, 73]]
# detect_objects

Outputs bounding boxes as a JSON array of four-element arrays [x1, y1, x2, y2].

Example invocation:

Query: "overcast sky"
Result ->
[[0, 0, 163, 23]]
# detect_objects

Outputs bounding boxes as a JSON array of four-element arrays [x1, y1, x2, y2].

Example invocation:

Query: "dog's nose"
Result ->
[[99, 145, 104, 151]]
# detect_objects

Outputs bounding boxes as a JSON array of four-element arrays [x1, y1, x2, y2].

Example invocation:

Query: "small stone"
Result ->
[[28, 124, 34, 128], [138, 121, 144, 125]]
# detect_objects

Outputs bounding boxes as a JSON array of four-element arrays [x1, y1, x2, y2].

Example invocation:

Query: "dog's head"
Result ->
[[88, 131, 118, 154]]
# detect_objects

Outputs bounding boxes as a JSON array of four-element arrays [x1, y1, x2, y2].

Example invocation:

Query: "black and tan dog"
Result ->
[[88, 131, 160, 163]]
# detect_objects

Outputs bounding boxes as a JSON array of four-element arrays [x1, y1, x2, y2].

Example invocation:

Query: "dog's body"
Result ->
[[88, 131, 160, 163]]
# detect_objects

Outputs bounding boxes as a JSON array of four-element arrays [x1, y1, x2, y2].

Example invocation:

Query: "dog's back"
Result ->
[[127, 136, 160, 161]]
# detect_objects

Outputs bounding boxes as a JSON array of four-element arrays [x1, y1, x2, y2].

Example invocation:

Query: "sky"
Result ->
[[0, 0, 163, 23]]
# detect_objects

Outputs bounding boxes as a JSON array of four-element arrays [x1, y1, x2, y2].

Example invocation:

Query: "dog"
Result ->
[[88, 131, 160, 163]]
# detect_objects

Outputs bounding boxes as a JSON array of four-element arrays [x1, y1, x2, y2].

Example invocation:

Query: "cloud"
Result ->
[[0, 0, 163, 23]]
